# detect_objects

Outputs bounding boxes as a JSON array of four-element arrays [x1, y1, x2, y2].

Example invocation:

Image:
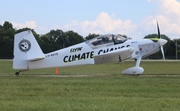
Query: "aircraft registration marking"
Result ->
[[46, 52, 58, 58]]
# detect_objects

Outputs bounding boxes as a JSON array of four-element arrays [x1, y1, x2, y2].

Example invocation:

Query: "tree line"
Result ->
[[0, 21, 179, 59]]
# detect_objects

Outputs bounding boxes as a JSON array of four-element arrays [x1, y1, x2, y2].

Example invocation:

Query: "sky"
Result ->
[[1, 0, 180, 39]]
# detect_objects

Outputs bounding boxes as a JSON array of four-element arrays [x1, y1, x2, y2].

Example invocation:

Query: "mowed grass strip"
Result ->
[[0, 60, 180, 75], [0, 60, 180, 111]]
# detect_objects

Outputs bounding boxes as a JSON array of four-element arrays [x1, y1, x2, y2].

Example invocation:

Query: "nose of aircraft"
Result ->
[[158, 38, 167, 46]]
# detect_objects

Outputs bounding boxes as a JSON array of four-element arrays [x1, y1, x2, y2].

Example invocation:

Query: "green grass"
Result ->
[[0, 60, 180, 111], [1, 60, 180, 75]]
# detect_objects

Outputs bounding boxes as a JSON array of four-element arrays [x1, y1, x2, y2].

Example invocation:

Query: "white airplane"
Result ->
[[13, 23, 167, 75]]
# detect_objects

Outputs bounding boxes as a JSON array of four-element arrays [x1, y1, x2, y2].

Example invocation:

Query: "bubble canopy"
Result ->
[[86, 34, 127, 49]]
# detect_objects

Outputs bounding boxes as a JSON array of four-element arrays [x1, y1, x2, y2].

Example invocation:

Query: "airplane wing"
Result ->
[[94, 47, 134, 64]]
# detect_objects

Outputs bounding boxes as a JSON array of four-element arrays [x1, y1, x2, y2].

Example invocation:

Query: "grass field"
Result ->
[[0, 60, 180, 111]]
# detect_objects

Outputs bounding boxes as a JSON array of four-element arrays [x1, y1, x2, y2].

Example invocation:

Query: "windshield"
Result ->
[[86, 34, 127, 49], [113, 35, 127, 44]]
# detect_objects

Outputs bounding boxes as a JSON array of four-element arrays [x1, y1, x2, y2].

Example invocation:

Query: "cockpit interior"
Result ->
[[86, 34, 127, 49]]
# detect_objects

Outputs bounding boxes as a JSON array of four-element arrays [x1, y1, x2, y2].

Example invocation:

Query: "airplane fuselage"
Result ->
[[27, 39, 159, 69]]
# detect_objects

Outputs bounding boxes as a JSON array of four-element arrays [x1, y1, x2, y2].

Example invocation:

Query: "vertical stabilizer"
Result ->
[[13, 30, 45, 70]]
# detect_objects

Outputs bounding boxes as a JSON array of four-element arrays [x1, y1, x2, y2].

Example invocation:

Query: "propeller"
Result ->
[[157, 22, 167, 61]]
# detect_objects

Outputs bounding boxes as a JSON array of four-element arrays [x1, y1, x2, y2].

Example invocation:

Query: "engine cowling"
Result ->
[[121, 67, 144, 75]]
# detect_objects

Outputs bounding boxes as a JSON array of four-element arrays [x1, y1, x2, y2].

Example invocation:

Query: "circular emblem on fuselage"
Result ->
[[19, 39, 31, 52]]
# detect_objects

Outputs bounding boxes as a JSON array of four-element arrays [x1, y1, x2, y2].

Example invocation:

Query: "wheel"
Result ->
[[15, 72, 19, 76]]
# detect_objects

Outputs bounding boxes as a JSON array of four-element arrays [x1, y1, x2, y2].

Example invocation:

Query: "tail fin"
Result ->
[[13, 30, 45, 70]]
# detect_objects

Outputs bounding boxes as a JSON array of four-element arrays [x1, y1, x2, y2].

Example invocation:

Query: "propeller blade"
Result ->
[[157, 21, 166, 62], [157, 21, 161, 39], [160, 46, 166, 62]]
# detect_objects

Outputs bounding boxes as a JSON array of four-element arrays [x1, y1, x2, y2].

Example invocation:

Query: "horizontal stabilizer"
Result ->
[[26, 56, 45, 61], [94, 47, 134, 64]]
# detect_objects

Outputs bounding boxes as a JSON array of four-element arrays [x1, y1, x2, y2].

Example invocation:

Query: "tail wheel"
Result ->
[[15, 71, 20, 76]]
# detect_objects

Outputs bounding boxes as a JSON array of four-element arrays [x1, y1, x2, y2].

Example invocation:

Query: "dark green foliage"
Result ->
[[0, 21, 15, 58], [63, 30, 84, 47], [39, 30, 84, 53], [40, 30, 63, 53], [84, 33, 100, 41]]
